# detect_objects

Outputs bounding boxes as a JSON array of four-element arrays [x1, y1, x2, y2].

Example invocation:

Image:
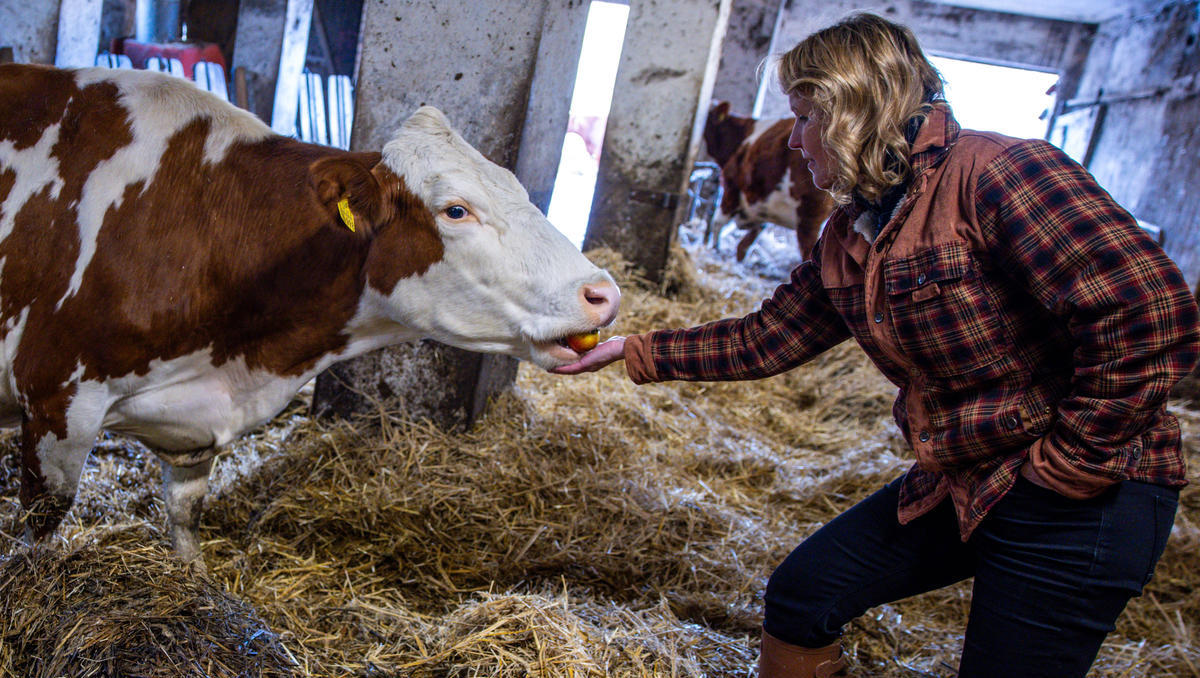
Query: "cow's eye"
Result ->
[[443, 205, 469, 220]]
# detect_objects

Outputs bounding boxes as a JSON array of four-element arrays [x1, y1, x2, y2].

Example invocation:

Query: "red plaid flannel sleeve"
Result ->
[[630, 254, 852, 383], [976, 139, 1200, 494]]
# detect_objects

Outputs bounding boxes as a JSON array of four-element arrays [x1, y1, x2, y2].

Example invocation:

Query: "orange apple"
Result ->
[[566, 330, 600, 353]]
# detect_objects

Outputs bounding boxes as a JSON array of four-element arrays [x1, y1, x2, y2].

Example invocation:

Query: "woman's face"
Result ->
[[788, 92, 834, 191]]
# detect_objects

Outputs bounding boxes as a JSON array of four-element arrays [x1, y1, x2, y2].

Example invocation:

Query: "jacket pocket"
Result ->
[[884, 242, 1008, 379]]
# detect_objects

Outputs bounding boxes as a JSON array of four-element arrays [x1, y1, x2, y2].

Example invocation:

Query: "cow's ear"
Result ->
[[713, 101, 730, 121], [309, 152, 384, 236]]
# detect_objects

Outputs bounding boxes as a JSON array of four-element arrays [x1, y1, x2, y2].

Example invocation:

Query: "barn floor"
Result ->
[[0, 222, 1196, 677]]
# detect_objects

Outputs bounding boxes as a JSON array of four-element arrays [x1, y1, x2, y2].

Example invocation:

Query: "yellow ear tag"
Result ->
[[337, 197, 356, 233]]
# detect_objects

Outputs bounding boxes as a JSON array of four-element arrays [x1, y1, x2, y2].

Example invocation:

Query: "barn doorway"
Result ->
[[546, 1, 630, 249], [929, 55, 1059, 140]]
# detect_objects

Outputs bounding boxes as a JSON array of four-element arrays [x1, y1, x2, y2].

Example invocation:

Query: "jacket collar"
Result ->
[[908, 101, 959, 176]]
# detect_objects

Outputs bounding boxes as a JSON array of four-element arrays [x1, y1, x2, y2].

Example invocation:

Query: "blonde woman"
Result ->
[[557, 13, 1197, 677]]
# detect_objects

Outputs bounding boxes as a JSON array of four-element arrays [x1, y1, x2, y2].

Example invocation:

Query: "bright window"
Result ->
[[930, 56, 1059, 140], [546, 1, 630, 249]]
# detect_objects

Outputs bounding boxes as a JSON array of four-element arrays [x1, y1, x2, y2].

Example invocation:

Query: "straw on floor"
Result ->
[[1, 226, 1196, 677]]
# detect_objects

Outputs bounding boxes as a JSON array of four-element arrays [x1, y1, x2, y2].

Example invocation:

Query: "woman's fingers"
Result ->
[[551, 336, 626, 374]]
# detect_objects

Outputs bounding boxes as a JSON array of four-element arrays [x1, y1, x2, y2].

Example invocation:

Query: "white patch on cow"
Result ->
[[0, 123, 65, 243], [0, 306, 30, 427], [60, 69, 272, 306], [34, 376, 110, 497], [740, 170, 801, 228], [375, 107, 619, 370], [103, 349, 312, 450]]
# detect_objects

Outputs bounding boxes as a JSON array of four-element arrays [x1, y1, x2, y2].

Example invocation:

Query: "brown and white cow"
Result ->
[[0, 64, 620, 562], [703, 101, 835, 262]]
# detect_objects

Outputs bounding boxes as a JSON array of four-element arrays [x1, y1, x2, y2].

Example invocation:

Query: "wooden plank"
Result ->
[[297, 71, 328, 145], [327, 75, 353, 150], [194, 61, 230, 101]]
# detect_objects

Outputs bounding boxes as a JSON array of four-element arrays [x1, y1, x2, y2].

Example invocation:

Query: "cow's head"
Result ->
[[310, 107, 619, 370], [704, 101, 757, 168]]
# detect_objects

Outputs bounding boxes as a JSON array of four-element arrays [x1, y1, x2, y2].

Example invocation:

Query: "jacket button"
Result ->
[[917, 273, 927, 285], [1005, 415, 1019, 430], [874, 312, 884, 323], [919, 431, 930, 442]]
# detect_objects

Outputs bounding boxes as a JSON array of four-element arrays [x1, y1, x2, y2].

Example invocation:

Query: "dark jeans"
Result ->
[[763, 474, 1178, 677]]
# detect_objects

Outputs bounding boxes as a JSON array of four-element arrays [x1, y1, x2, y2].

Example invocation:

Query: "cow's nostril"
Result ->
[[580, 282, 621, 325], [583, 282, 618, 306]]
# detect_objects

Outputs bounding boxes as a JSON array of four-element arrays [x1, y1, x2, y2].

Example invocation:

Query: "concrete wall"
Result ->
[[710, 0, 782, 115], [760, 0, 1076, 117], [0, 3, 59, 64], [1069, 0, 1200, 286], [584, 0, 732, 283]]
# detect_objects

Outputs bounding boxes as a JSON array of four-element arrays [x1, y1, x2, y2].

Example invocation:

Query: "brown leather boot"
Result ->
[[757, 628, 847, 677]]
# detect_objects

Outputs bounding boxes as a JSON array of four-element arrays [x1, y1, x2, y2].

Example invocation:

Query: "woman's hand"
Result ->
[[1020, 460, 1054, 490], [551, 336, 626, 375]]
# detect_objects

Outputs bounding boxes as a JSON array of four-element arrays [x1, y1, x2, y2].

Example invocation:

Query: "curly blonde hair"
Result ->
[[777, 13, 944, 204]]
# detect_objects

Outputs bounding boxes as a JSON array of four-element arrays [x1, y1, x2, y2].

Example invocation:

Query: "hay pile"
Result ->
[[0, 524, 294, 677], [0, 231, 1197, 677]]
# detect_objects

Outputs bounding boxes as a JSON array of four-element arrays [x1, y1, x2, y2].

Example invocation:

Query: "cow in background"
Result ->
[[0, 64, 620, 564], [703, 101, 835, 262]]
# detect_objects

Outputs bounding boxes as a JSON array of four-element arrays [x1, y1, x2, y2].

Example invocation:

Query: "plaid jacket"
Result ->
[[624, 105, 1198, 539]]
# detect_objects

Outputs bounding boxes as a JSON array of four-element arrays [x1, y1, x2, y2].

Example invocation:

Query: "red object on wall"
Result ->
[[111, 38, 226, 78]]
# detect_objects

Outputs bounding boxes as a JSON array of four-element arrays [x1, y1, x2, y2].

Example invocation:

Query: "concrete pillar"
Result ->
[[270, 0, 314, 134], [710, 0, 783, 116], [54, 0, 104, 67], [582, 0, 732, 283], [515, 0, 591, 213], [311, 0, 573, 431], [0, 2, 59, 64], [231, 0, 314, 129]]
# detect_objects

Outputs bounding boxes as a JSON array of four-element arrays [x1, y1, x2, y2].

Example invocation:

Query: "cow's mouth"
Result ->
[[531, 331, 599, 364]]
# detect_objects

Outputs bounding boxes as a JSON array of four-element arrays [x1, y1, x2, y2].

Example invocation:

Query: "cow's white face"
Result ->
[[364, 107, 619, 370]]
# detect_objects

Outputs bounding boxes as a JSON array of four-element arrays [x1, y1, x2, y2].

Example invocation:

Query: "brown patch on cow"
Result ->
[[3, 68, 450, 394], [0, 167, 15, 211], [703, 101, 755, 167], [728, 120, 791, 206], [365, 166, 445, 294], [310, 151, 385, 237], [64, 126, 377, 378], [1, 76, 132, 405], [0, 64, 80, 151]]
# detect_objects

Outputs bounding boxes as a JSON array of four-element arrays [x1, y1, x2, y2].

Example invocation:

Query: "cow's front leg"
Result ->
[[158, 454, 215, 566], [19, 414, 101, 544]]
